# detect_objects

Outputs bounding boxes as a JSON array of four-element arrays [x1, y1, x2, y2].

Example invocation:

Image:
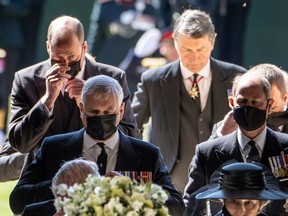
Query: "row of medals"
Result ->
[[268, 152, 288, 178]]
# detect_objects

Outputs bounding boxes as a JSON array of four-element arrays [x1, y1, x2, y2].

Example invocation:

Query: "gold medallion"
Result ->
[[190, 85, 199, 99]]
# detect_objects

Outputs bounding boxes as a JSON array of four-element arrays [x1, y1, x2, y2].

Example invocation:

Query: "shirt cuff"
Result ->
[[216, 127, 224, 137], [40, 97, 53, 117]]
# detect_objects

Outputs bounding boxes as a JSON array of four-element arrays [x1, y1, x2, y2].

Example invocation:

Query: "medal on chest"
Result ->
[[190, 84, 199, 99]]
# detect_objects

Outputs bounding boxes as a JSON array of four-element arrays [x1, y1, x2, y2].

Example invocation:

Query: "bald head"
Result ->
[[47, 15, 84, 47], [233, 72, 271, 100]]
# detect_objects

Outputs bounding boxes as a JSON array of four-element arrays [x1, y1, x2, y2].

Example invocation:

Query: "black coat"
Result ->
[[10, 130, 184, 215]]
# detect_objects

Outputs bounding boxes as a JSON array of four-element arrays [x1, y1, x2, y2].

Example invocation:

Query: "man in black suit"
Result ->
[[0, 15, 139, 181], [9, 75, 184, 216], [210, 63, 288, 138], [183, 70, 288, 215], [132, 9, 246, 193]]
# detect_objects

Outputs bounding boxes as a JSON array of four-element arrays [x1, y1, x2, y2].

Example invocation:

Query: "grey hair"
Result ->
[[81, 75, 124, 107], [47, 15, 84, 47], [172, 9, 215, 42], [51, 158, 99, 197]]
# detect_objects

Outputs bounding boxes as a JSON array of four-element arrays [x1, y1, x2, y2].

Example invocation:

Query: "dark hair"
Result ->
[[249, 63, 286, 97]]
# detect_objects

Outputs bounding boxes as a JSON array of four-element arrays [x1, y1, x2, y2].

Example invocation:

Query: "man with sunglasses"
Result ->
[[0, 15, 138, 181]]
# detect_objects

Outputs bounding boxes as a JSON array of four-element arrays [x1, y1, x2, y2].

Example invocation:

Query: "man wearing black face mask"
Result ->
[[210, 63, 288, 139], [0, 15, 139, 182], [9, 75, 184, 216], [183, 72, 288, 216]]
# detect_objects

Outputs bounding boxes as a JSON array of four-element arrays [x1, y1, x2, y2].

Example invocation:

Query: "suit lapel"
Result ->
[[33, 61, 49, 99], [210, 58, 231, 124], [216, 132, 244, 162], [82, 56, 101, 80], [59, 128, 84, 160], [160, 61, 180, 149], [115, 132, 141, 171]]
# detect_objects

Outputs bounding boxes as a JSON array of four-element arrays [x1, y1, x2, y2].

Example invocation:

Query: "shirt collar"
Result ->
[[83, 129, 119, 150], [237, 127, 267, 152], [180, 59, 211, 79]]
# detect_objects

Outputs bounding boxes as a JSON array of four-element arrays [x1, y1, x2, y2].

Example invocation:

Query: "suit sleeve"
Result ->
[[209, 122, 221, 140], [153, 147, 185, 216], [0, 141, 26, 181], [116, 70, 140, 138], [183, 145, 208, 216], [8, 72, 54, 153], [131, 72, 151, 133], [9, 143, 53, 214]]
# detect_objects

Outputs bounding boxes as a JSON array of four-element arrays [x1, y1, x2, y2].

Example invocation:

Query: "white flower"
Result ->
[[131, 200, 144, 211], [56, 184, 68, 196], [144, 208, 157, 216], [54, 174, 170, 216], [127, 211, 139, 216]]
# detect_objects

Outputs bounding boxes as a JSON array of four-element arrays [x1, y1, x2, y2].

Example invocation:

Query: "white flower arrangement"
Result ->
[[54, 174, 171, 216]]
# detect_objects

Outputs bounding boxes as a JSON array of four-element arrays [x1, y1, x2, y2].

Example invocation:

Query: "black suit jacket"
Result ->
[[22, 200, 56, 216], [10, 129, 184, 215], [184, 128, 288, 215]]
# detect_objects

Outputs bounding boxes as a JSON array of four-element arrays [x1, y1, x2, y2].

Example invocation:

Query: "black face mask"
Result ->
[[66, 60, 81, 79], [51, 59, 81, 80], [86, 114, 118, 140], [233, 106, 267, 131]]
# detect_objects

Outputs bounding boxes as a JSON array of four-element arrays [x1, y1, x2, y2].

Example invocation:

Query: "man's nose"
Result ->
[[189, 52, 198, 61], [239, 203, 247, 215], [60, 59, 69, 64], [245, 100, 254, 107]]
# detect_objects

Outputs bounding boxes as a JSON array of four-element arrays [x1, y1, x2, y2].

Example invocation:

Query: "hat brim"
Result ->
[[195, 160, 288, 200], [196, 186, 288, 200]]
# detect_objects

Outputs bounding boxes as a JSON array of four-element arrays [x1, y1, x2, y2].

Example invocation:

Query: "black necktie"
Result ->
[[191, 74, 201, 110], [96, 142, 107, 175], [247, 140, 260, 162]]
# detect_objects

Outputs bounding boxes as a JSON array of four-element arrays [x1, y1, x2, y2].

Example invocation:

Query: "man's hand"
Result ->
[[105, 171, 123, 177], [65, 78, 85, 108], [219, 110, 238, 136], [53, 211, 64, 216], [43, 63, 71, 110]]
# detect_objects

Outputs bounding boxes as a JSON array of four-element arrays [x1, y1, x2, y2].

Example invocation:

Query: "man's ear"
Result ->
[[283, 92, 288, 105], [83, 41, 88, 54], [46, 41, 51, 56], [79, 101, 84, 113], [119, 102, 125, 120], [267, 98, 274, 115], [212, 33, 217, 46], [229, 96, 234, 109]]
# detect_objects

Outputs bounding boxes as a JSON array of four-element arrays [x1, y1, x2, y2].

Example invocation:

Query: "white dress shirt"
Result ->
[[237, 127, 267, 162], [180, 60, 212, 111], [82, 130, 119, 173]]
